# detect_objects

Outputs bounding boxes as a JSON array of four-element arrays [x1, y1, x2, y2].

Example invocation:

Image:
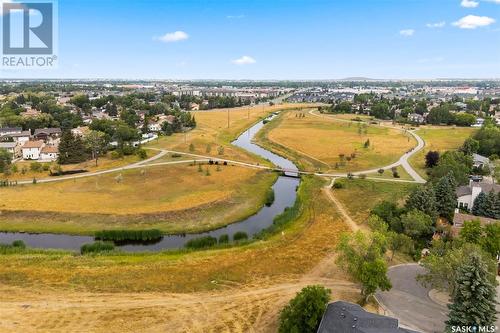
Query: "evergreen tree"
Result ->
[[472, 192, 488, 217], [405, 185, 438, 220], [58, 131, 88, 164], [484, 191, 497, 219], [446, 252, 497, 330], [434, 173, 458, 221], [494, 192, 500, 219]]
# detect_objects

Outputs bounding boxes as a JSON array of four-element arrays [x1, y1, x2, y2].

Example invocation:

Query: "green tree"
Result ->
[[425, 151, 440, 168], [434, 173, 458, 221], [58, 131, 88, 164], [460, 138, 480, 156], [387, 231, 413, 261], [405, 185, 438, 220], [446, 252, 497, 330], [278, 285, 330, 333], [481, 223, 500, 258], [431, 152, 472, 185], [400, 209, 434, 240], [459, 220, 482, 244], [0, 148, 12, 173], [85, 130, 107, 166], [336, 231, 391, 302], [472, 192, 488, 217]]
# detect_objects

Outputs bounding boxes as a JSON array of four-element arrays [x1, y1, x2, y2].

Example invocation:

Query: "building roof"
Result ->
[[33, 128, 62, 136], [22, 140, 44, 149], [456, 182, 500, 198], [0, 142, 17, 149], [40, 146, 59, 154], [317, 301, 419, 333], [472, 153, 490, 165], [453, 213, 499, 227], [0, 127, 22, 134], [5, 130, 31, 138]]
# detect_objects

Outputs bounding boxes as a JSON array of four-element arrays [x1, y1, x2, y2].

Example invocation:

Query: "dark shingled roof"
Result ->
[[317, 301, 420, 333]]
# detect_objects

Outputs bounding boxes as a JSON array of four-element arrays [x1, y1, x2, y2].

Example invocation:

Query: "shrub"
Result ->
[[378, 169, 385, 175], [333, 182, 344, 189], [12, 240, 25, 248], [265, 188, 275, 207], [42, 164, 50, 171], [233, 231, 248, 242], [218, 234, 229, 244], [278, 285, 330, 333], [358, 174, 367, 179], [80, 241, 115, 254], [110, 151, 122, 159], [136, 148, 147, 160], [95, 229, 162, 242], [30, 162, 42, 172], [171, 153, 182, 158], [185, 236, 217, 249]]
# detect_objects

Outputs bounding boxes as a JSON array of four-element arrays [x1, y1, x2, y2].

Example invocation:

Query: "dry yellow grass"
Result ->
[[146, 103, 320, 163], [265, 111, 415, 172], [409, 126, 477, 179], [0, 164, 277, 234]]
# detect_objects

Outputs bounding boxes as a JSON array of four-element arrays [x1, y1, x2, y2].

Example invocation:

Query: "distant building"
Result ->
[[456, 181, 500, 211], [407, 113, 425, 124], [0, 127, 22, 136], [472, 118, 484, 128], [40, 145, 59, 161], [452, 212, 499, 236], [318, 301, 419, 333], [0, 142, 20, 158], [472, 153, 490, 169], [34, 128, 62, 143]]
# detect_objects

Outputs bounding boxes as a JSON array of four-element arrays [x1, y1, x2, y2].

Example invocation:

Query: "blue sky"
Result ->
[[1, 0, 500, 79]]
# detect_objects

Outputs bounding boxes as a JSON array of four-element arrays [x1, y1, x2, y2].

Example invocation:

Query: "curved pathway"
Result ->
[[308, 110, 426, 183]]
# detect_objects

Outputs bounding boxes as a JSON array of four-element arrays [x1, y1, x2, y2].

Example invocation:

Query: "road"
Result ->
[[308, 110, 426, 183], [376, 264, 447, 333]]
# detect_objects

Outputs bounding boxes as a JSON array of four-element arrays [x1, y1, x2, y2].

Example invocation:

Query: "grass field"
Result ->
[[0, 175, 415, 332], [260, 111, 415, 172], [332, 178, 416, 225], [0, 164, 277, 235], [4, 152, 154, 182], [409, 126, 477, 179], [146, 103, 320, 164]]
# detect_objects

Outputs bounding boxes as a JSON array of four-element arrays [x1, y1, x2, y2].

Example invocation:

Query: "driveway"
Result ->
[[376, 264, 447, 333], [377, 264, 500, 333]]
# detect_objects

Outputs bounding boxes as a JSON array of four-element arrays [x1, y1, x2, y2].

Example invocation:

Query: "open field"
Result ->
[[332, 178, 416, 225], [258, 111, 415, 172], [0, 176, 415, 332], [0, 164, 277, 235], [4, 152, 155, 182], [146, 103, 320, 164], [409, 126, 477, 179]]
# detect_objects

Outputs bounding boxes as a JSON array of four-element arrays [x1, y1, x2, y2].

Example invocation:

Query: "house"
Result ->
[[71, 126, 90, 137], [0, 127, 22, 136], [21, 141, 44, 160], [472, 153, 490, 169], [0, 142, 20, 158], [407, 113, 425, 124], [3, 130, 32, 145], [39, 145, 59, 161], [317, 301, 419, 333], [472, 117, 484, 128], [147, 122, 162, 132], [456, 181, 500, 211], [34, 128, 62, 143], [452, 212, 498, 236], [189, 102, 200, 111]]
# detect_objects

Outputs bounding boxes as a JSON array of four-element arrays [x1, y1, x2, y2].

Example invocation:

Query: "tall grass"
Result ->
[[185, 236, 217, 249], [95, 229, 163, 242], [81, 241, 115, 255], [233, 231, 248, 242], [265, 188, 275, 207], [0, 240, 26, 254]]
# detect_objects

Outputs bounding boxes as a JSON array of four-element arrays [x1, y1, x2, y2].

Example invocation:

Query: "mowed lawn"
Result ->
[[266, 111, 415, 172], [0, 164, 277, 234], [409, 126, 477, 179]]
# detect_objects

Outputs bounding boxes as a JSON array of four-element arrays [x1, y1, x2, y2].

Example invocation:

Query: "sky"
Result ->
[[1, 0, 499, 80]]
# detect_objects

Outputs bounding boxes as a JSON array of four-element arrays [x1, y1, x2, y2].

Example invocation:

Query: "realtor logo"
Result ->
[[1, 1, 58, 68]]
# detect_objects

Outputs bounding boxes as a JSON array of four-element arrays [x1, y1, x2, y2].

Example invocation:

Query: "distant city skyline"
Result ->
[[1, 0, 499, 80]]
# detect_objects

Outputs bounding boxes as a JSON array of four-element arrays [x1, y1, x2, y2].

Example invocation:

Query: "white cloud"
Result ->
[[461, 0, 479, 8], [483, 0, 500, 4], [426, 21, 446, 28], [452, 15, 495, 29], [231, 55, 256, 65], [154, 31, 189, 43], [399, 29, 415, 37]]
